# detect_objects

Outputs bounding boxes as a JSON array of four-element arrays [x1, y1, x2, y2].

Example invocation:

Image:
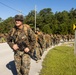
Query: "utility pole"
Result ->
[[35, 5, 36, 32], [73, 24, 76, 55]]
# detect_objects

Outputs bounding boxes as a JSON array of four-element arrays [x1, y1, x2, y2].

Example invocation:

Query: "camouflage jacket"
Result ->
[[36, 31, 44, 48], [7, 24, 36, 51]]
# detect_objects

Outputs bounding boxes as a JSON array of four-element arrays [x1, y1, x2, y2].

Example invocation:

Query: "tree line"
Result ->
[[0, 8, 76, 35]]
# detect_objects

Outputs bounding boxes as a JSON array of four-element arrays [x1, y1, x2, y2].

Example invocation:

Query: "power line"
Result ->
[[0, 1, 25, 15]]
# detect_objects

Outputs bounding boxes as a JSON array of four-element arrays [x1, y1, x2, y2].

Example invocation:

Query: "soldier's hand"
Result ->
[[12, 44, 19, 50], [24, 47, 30, 53]]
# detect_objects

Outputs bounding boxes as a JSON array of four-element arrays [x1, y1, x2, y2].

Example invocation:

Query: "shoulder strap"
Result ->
[[23, 24, 30, 35], [11, 28, 16, 36]]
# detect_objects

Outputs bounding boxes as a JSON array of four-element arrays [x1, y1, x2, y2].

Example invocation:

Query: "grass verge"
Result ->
[[39, 45, 76, 75]]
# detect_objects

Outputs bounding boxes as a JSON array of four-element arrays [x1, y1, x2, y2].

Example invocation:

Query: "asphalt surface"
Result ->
[[0, 42, 61, 75], [0, 43, 17, 75]]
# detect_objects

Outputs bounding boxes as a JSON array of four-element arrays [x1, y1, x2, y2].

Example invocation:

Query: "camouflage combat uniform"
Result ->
[[7, 24, 36, 75], [36, 31, 44, 56], [34, 32, 42, 61]]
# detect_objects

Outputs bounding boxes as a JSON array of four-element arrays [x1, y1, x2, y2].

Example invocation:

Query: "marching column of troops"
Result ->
[[31, 28, 74, 62], [0, 14, 75, 75], [0, 24, 75, 75], [0, 25, 75, 75]]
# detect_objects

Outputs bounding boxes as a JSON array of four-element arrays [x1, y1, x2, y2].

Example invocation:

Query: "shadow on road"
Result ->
[[6, 60, 17, 75]]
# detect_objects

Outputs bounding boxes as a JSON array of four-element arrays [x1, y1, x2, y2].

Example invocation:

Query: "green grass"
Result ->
[[39, 45, 76, 75]]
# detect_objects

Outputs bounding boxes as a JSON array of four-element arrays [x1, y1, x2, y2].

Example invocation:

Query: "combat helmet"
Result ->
[[36, 27, 40, 31], [14, 14, 24, 21]]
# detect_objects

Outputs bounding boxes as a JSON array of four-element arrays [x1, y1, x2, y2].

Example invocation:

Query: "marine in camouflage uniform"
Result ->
[[34, 32, 41, 62], [45, 34, 51, 49], [7, 14, 36, 75], [35, 28, 44, 56]]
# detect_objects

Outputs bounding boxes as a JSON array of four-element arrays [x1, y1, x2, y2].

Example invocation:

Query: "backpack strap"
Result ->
[[11, 28, 16, 36], [23, 24, 31, 36]]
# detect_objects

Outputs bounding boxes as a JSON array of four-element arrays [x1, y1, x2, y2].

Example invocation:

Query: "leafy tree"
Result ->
[[24, 10, 36, 28], [0, 7, 76, 35], [0, 17, 14, 33], [42, 24, 52, 34]]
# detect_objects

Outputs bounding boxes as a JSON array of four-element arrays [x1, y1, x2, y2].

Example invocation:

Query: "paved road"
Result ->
[[0, 43, 17, 75], [0, 42, 61, 75]]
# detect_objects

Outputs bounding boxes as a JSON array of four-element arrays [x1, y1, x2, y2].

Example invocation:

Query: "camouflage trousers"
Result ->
[[14, 51, 31, 75], [34, 43, 42, 61]]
